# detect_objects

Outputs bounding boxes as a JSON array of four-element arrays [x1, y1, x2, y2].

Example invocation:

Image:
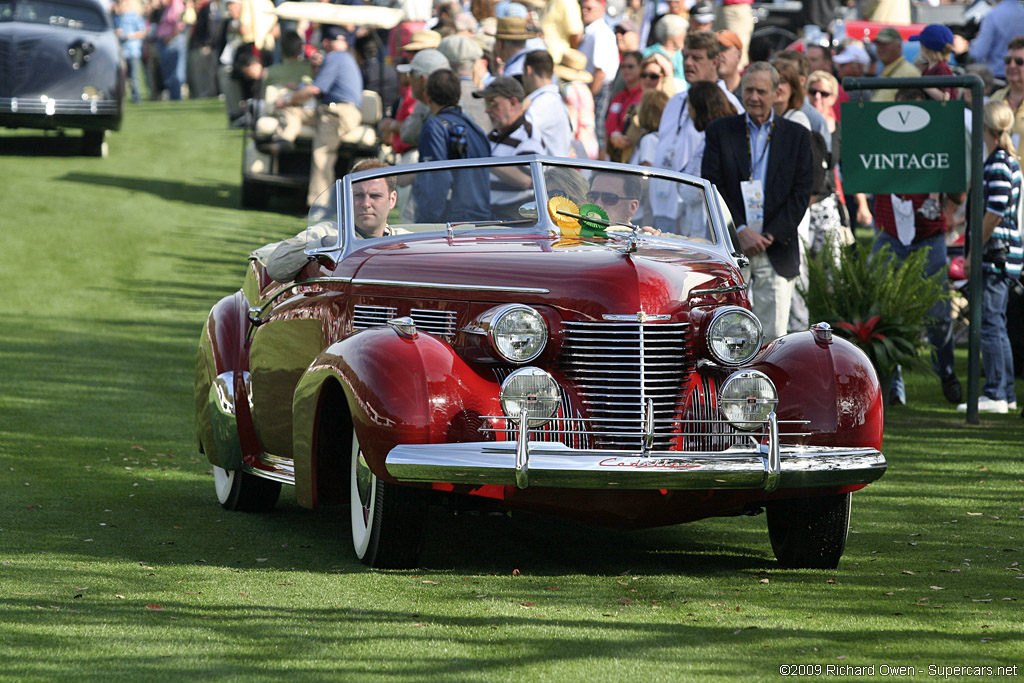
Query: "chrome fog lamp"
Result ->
[[719, 370, 778, 431], [489, 304, 547, 363], [706, 307, 762, 366], [500, 367, 560, 427]]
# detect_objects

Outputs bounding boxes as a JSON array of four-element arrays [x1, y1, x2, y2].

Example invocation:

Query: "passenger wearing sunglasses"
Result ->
[[588, 172, 641, 225], [989, 36, 1024, 153]]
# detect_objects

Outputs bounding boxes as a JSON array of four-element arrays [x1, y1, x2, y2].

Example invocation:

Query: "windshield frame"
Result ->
[[303, 155, 734, 263]]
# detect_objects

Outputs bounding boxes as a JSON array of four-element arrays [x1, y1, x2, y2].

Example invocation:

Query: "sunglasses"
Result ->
[[641, 72, 663, 80], [1005, 56, 1024, 66], [808, 88, 833, 98], [587, 191, 629, 206]]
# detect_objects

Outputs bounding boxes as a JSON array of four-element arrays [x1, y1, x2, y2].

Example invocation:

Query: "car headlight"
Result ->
[[706, 306, 762, 366], [719, 370, 778, 430], [500, 367, 560, 427], [489, 304, 547, 363]]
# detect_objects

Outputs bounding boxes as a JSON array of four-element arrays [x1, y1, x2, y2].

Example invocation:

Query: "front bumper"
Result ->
[[0, 97, 120, 131], [385, 414, 886, 492]]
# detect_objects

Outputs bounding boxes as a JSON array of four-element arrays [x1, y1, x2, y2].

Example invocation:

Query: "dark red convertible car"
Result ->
[[195, 157, 886, 569]]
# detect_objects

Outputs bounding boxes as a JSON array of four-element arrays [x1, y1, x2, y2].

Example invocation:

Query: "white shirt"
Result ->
[[651, 80, 743, 218], [525, 83, 573, 157], [579, 16, 619, 83]]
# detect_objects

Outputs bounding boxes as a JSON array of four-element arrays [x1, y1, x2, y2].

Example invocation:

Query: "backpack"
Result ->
[[436, 108, 475, 160]]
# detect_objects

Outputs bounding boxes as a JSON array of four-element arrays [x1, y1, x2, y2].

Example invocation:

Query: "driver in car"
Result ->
[[587, 172, 641, 226], [251, 160, 409, 283]]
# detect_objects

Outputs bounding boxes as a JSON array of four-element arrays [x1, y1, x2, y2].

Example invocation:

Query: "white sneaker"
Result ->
[[957, 397, 1009, 414], [1009, 401, 1018, 411]]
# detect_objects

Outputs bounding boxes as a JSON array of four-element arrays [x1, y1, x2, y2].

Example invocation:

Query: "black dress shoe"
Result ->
[[941, 373, 963, 404]]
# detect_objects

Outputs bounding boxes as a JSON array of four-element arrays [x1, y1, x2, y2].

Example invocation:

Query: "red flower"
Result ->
[[835, 315, 886, 343]]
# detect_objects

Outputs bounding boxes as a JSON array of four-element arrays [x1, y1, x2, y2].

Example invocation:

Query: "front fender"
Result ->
[[751, 331, 883, 450], [195, 290, 249, 468], [292, 327, 502, 508]]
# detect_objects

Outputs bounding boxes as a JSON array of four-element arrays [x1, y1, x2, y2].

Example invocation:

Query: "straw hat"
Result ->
[[494, 16, 537, 41], [554, 49, 593, 84], [402, 29, 442, 52]]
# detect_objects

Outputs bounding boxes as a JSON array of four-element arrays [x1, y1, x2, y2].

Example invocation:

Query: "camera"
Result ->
[[983, 238, 1008, 271]]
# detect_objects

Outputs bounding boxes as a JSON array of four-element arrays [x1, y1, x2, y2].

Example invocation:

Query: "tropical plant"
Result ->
[[800, 236, 948, 382]]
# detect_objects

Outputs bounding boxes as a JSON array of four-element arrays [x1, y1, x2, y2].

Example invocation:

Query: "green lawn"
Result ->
[[1, 102, 1022, 682]]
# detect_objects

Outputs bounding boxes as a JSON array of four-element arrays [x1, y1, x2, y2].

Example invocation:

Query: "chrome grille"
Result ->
[[410, 309, 457, 339], [560, 321, 693, 450], [351, 304, 396, 330]]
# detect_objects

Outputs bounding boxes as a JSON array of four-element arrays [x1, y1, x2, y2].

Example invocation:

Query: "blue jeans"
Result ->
[[872, 231, 956, 401], [981, 271, 1017, 403], [158, 32, 187, 100], [125, 56, 143, 103]]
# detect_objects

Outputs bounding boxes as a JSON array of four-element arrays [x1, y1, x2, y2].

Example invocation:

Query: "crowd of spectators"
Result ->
[[106, 0, 1023, 414]]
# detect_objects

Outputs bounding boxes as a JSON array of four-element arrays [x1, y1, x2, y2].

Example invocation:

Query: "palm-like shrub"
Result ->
[[800, 236, 948, 381]]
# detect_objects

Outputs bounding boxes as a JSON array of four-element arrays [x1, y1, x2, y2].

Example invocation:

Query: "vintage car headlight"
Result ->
[[719, 370, 778, 431], [706, 307, 762, 366], [489, 304, 547, 363], [500, 367, 560, 427]]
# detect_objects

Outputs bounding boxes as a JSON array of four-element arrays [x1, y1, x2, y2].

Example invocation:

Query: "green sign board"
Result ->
[[841, 100, 966, 194]]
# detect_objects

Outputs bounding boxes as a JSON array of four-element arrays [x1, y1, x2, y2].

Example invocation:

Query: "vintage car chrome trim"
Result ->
[[243, 453, 296, 485], [689, 283, 748, 298], [515, 409, 529, 489], [763, 412, 781, 493], [350, 278, 549, 294], [385, 442, 886, 491], [602, 312, 673, 322], [387, 316, 418, 339], [0, 97, 119, 116], [812, 321, 834, 344]]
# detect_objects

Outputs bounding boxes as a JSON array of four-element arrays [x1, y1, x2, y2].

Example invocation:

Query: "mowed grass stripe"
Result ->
[[1, 101, 1022, 681]]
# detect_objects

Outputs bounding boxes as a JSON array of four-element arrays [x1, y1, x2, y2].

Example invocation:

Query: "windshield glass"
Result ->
[[0, 0, 107, 29], [308, 159, 717, 249]]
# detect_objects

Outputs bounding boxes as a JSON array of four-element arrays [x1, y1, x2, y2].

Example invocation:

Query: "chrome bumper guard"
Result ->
[[385, 413, 885, 491]]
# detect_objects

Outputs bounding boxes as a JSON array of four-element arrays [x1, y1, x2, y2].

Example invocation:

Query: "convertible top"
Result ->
[[269, 2, 403, 29]]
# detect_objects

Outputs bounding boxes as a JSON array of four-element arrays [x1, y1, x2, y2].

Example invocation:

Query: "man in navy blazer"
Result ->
[[701, 61, 813, 340]]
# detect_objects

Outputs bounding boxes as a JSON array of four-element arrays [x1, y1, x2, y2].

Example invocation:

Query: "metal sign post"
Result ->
[[843, 75, 985, 424]]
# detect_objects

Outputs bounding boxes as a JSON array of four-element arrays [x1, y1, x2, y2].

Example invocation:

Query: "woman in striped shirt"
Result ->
[[963, 100, 1024, 413]]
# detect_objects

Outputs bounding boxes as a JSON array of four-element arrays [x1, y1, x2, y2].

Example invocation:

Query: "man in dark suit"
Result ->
[[701, 61, 813, 340]]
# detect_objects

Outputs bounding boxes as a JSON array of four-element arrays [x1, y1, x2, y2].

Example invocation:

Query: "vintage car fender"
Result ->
[[195, 290, 249, 470], [291, 326, 502, 508], [751, 330, 884, 452]]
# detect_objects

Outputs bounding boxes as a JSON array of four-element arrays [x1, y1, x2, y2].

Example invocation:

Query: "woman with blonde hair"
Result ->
[[964, 100, 1024, 413], [639, 54, 676, 98]]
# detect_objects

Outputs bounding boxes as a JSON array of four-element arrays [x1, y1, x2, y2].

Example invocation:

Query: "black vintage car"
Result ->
[[0, 0, 124, 156]]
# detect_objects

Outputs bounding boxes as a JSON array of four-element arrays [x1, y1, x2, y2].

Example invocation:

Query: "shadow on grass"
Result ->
[[0, 132, 95, 157], [58, 171, 242, 210]]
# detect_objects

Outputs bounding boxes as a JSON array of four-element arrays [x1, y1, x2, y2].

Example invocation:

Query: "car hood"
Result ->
[[0, 24, 120, 98], [345, 233, 743, 318]]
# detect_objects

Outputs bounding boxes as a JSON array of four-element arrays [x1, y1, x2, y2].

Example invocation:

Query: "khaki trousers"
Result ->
[[308, 102, 362, 206], [714, 4, 754, 69], [742, 251, 795, 342]]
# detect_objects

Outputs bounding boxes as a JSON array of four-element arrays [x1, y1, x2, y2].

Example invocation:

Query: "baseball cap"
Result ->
[[396, 48, 451, 76], [691, 2, 715, 24], [909, 24, 954, 51], [439, 34, 483, 65], [873, 27, 903, 44], [716, 29, 742, 51], [322, 25, 347, 42], [834, 44, 870, 66], [615, 18, 638, 34], [472, 76, 525, 100]]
